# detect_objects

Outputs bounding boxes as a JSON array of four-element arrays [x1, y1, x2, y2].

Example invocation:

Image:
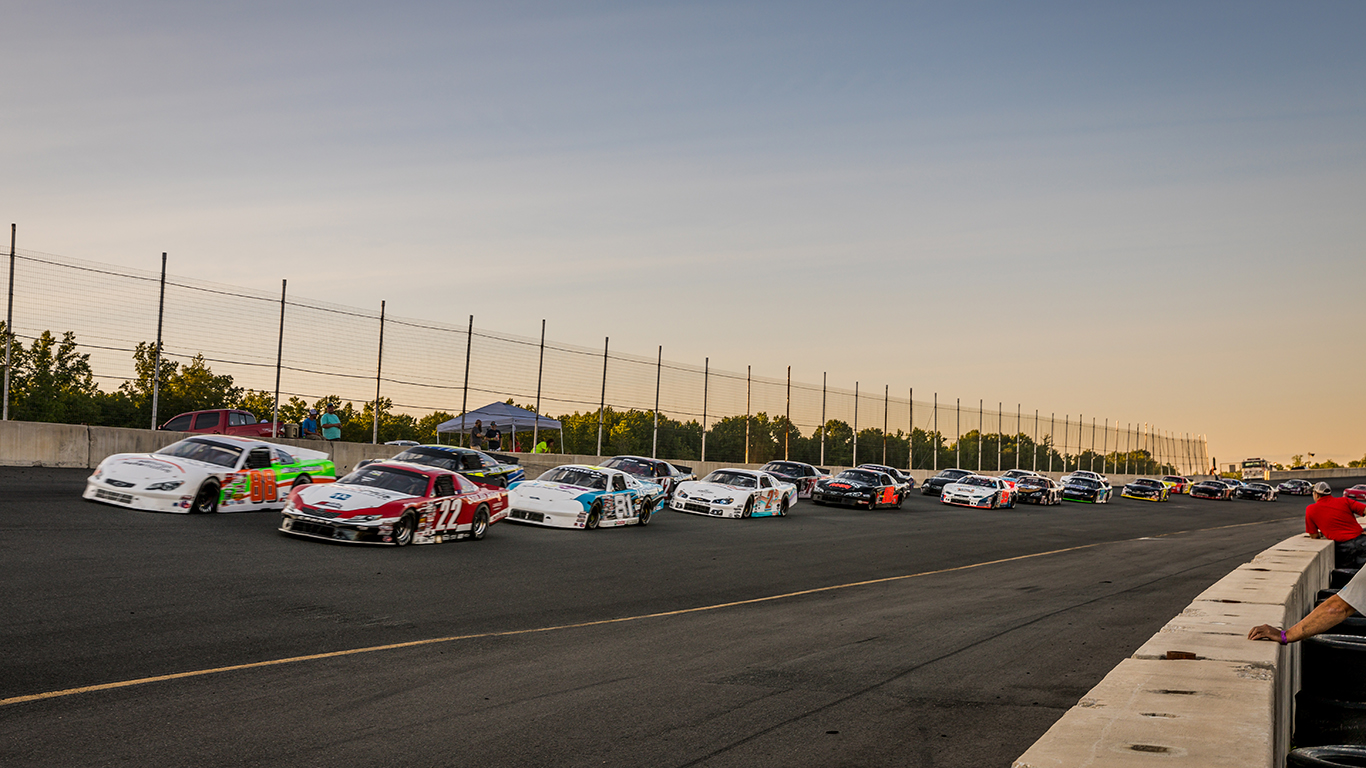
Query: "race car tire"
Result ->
[[469, 506, 489, 541], [637, 501, 652, 526], [192, 481, 219, 514], [782, 493, 794, 514], [585, 505, 602, 530], [293, 474, 311, 489], [1288, 745, 1366, 767], [392, 512, 416, 546], [741, 499, 753, 518], [989, 493, 999, 510], [893, 493, 903, 510]]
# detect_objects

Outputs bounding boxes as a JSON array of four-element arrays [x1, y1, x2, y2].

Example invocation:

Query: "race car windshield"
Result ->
[[1163, 476, 1183, 482], [156, 438, 244, 468], [1070, 478, 1101, 489], [704, 471, 756, 488], [391, 447, 464, 471], [339, 467, 430, 497], [1248, 484, 1271, 491], [602, 458, 653, 476], [1133, 479, 1163, 488], [959, 476, 994, 488], [538, 467, 607, 490], [840, 470, 880, 484], [761, 462, 804, 475], [938, 469, 971, 480]]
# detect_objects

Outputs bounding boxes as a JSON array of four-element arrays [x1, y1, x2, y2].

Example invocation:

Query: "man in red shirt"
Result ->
[[1305, 482, 1366, 568]]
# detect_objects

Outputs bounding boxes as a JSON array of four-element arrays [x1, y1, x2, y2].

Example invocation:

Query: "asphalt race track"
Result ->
[[3, 469, 1361, 767]]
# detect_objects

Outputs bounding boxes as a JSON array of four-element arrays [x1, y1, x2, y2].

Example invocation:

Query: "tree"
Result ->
[[6, 330, 102, 424]]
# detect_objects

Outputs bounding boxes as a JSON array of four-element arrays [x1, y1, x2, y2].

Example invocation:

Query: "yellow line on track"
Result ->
[[1, 517, 1295, 708]]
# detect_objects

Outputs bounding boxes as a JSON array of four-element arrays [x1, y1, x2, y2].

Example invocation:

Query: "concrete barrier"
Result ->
[[1012, 534, 1333, 768], [0, 420, 89, 467]]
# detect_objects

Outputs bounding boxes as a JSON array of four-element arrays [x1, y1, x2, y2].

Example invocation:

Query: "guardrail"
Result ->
[[1013, 533, 1332, 768]]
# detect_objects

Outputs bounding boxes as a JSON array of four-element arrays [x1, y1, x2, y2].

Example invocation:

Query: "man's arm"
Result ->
[[1249, 594, 1356, 642]]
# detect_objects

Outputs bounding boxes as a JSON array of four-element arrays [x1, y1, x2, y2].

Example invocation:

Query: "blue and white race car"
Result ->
[[506, 464, 664, 530], [670, 468, 796, 519]]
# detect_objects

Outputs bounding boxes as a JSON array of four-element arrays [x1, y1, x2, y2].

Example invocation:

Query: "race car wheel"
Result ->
[[393, 512, 416, 546], [585, 505, 602, 530], [893, 493, 903, 510], [293, 474, 311, 489], [988, 493, 999, 510], [741, 499, 753, 518], [782, 493, 794, 514], [469, 506, 489, 541], [191, 481, 219, 514], [637, 501, 652, 526]]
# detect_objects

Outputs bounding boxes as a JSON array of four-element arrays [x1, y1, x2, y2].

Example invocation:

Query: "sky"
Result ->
[[3, 1, 1364, 465]]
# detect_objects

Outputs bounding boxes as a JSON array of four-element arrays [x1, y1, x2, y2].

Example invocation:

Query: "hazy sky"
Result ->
[[3, 1, 1364, 465]]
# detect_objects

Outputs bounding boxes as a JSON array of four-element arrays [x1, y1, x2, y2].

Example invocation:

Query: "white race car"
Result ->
[[671, 468, 796, 518], [84, 435, 336, 513], [506, 464, 665, 530], [940, 474, 1016, 509], [1059, 469, 1110, 489]]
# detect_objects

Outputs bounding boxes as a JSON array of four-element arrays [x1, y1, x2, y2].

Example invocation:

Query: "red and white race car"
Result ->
[[279, 461, 508, 545]]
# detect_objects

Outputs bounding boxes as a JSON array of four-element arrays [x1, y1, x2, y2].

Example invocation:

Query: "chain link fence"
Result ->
[[1, 245, 1210, 473]]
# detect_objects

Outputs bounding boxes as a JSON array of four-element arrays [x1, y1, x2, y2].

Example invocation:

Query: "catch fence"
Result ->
[[0, 239, 1211, 474]]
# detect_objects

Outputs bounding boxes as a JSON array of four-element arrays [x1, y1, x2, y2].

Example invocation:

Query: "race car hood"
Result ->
[[95, 453, 221, 485], [943, 482, 994, 498], [293, 482, 417, 517], [509, 480, 600, 506], [819, 477, 873, 490], [678, 481, 752, 501]]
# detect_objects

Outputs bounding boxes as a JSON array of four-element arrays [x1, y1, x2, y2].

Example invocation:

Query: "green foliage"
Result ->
[[2, 329, 102, 424]]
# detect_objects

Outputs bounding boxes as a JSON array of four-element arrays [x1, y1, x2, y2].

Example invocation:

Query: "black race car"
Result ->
[[1190, 480, 1232, 500], [812, 469, 902, 509], [758, 460, 826, 499], [1278, 479, 1313, 496], [857, 463, 915, 500], [1061, 477, 1112, 504], [922, 468, 973, 496], [1120, 478, 1169, 502], [600, 456, 696, 498], [1014, 476, 1062, 505], [358, 444, 525, 488], [1233, 482, 1278, 501]]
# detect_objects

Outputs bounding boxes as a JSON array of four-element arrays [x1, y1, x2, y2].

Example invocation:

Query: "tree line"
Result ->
[[2, 325, 1207, 473]]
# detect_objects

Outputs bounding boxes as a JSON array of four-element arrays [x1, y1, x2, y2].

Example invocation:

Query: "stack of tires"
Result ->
[[1289, 568, 1366, 766]]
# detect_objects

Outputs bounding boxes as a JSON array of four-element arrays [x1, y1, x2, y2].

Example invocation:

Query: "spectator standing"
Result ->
[[471, 419, 484, 449], [532, 436, 549, 454], [1305, 481, 1366, 568], [320, 404, 342, 442], [301, 409, 321, 440], [486, 422, 502, 451]]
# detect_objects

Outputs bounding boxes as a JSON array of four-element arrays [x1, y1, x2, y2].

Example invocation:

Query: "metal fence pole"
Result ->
[[744, 365, 751, 464], [652, 345, 661, 458], [852, 381, 859, 467], [933, 393, 938, 471], [1102, 418, 1108, 474], [785, 366, 791, 460], [596, 337, 608, 457], [271, 279, 286, 437], [1032, 409, 1038, 472], [373, 300, 385, 444], [533, 319, 545, 454], [460, 315, 472, 448], [1090, 417, 1096, 472], [701, 357, 709, 462], [150, 252, 167, 430], [882, 384, 888, 465], [1062, 415, 1070, 472], [1125, 423, 1131, 474], [820, 372, 827, 466], [997, 401, 1002, 471], [976, 399, 982, 473], [2, 224, 15, 421], [1015, 404, 1021, 470], [1049, 414, 1055, 473], [908, 388, 914, 471], [955, 397, 960, 469]]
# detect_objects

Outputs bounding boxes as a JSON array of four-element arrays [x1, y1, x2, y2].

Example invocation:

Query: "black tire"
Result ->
[[1303, 635, 1366, 699], [469, 506, 489, 541], [293, 474, 311, 489], [637, 500, 653, 526], [741, 499, 753, 518], [1289, 745, 1366, 767], [1295, 693, 1366, 749], [392, 511, 416, 546], [585, 504, 602, 530], [989, 493, 999, 510], [192, 481, 219, 514], [894, 493, 903, 510], [1332, 569, 1360, 589]]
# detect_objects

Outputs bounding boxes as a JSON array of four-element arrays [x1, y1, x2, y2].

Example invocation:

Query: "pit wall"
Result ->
[[2, 419, 1201, 487], [1013, 533, 1332, 768]]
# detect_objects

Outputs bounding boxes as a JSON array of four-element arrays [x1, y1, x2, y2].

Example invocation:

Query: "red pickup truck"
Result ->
[[159, 409, 274, 437]]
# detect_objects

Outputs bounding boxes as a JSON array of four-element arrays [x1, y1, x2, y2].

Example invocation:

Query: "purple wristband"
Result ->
[[1280, 630, 1288, 645]]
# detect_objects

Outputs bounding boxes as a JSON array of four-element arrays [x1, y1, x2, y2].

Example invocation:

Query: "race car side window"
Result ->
[[461, 455, 482, 471], [245, 448, 273, 469], [759, 475, 772, 488], [433, 475, 456, 497], [453, 474, 477, 493], [273, 448, 295, 465], [612, 474, 627, 492], [163, 414, 192, 431]]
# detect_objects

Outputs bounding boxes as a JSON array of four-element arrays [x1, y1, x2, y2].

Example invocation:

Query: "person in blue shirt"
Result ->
[[320, 404, 342, 442], [301, 409, 321, 440]]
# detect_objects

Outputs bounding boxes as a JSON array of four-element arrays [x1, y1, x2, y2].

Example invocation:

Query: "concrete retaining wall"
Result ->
[[1012, 534, 1333, 768]]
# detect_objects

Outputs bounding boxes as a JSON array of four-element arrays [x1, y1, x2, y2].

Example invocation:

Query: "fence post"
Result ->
[[852, 381, 859, 467], [701, 357, 708, 462], [1032, 409, 1038, 472], [933, 393, 938, 471], [977, 399, 983, 473], [460, 315, 472, 448], [652, 345, 661, 458], [785, 366, 791, 461], [1063, 415, 1070, 472], [372, 300, 385, 444], [743, 365, 752, 464], [1049, 414, 1055, 473], [882, 384, 888, 465], [2, 224, 14, 421], [596, 337, 608, 457], [272, 279, 286, 437], [820, 372, 826, 466], [908, 388, 914, 471], [997, 402, 1002, 471], [533, 319, 545, 454], [150, 252, 167, 430], [955, 397, 960, 469]]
